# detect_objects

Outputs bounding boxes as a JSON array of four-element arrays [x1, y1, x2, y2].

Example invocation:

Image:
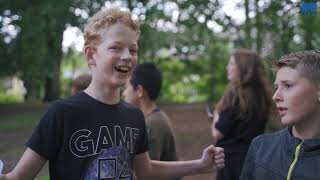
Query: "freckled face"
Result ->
[[92, 23, 139, 88]]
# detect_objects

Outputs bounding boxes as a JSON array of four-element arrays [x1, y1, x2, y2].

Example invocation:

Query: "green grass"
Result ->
[[0, 113, 42, 132]]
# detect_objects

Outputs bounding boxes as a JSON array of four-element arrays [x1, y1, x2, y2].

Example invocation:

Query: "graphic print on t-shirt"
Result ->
[[84, 146, 132, 180], [69, 125, 140, 179], [69, 126, 140, 157]]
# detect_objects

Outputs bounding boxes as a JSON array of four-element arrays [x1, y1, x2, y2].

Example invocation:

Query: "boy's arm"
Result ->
[[133, 145, 224, 180], [0, 148, 47, 180]]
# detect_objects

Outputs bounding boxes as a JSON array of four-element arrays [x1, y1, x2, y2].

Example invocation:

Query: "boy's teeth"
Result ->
[[115, 66, 129, 72], [119, 66, 128, 71]]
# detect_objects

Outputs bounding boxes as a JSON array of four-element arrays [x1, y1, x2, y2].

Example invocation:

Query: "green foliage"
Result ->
[[157, 58, 210, 103], [1, 0, 319, 103], [60, 51, 88, 98], [0, 91, 23, 103]]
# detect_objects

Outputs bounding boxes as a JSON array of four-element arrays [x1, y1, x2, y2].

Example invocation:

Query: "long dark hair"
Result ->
[[216, 49, 273, 121]]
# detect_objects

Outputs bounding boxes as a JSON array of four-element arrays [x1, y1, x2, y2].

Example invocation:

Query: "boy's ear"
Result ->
[[137, 85, 144, 98], [84, 45, 96, 65]]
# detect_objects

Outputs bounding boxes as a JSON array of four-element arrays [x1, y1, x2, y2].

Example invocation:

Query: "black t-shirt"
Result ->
[[26, 92, 149, 180], [215, 106, 267, 154]]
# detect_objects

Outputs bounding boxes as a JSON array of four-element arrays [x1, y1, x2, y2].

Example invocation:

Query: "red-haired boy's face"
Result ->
[[273, 67, 319, 127], [91, 23, 138, 88]]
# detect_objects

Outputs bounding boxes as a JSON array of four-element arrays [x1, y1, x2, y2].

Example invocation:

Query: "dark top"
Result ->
[[146, 109, 181, 180], [146, 109, 178, 162], [215, 106, 267, 154], [241, 128, 320, 180], [26, 92, 149, 180]]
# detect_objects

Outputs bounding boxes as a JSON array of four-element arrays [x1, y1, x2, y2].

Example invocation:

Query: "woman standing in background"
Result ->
[[211, 49, 274, 180]]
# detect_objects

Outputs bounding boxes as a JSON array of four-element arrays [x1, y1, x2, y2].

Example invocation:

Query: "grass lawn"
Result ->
[[0, 105, 49, 180]]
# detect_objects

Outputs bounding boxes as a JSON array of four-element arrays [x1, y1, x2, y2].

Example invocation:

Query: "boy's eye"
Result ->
[[130, 48, 138, 53], [284, 83, 293, 89], [109, 46, 121, 51]]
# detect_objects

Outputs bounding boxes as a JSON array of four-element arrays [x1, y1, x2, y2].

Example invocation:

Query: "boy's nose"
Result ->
[[272, 89, 282, 102], [120, 48, 131, 61]]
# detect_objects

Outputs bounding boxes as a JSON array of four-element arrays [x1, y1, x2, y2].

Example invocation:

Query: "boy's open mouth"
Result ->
[[115, 65, 130, 73]]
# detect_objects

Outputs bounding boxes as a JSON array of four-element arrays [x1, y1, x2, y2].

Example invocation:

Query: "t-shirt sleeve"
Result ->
[[26, 102, 63, 160], [147, 117, 178, 161], [215, 106, 237, 136], [134, 111, 149, 155], [147, 120, 162, 160]]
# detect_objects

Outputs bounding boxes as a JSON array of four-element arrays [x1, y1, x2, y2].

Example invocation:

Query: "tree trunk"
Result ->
[[244, 0, 251, 48], [43, 32, 63, 102], [255, 0, 262, 53], [23, 75, 42, 101], [302, 16, 315, 50], [128, 0, 133, 10], [43, 64, 61, 101]]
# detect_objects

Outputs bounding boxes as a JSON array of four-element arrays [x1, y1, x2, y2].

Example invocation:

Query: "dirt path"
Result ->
[[162, 103, 215, 180]]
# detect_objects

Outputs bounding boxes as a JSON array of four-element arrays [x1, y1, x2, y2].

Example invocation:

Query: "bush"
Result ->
[[0, 91, 23, 103]]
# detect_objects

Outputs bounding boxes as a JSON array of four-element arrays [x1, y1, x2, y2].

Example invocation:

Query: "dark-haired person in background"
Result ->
[[71, 73, 92, 95], [123, 63, 180, 180], [211, 49, 274, 180]]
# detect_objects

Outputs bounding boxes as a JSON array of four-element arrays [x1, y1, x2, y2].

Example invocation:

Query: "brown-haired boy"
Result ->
[[241, 50, 320, 180]]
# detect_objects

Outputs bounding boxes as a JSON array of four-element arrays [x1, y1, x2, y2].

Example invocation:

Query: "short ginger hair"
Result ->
[[83, 8, 140, 49]]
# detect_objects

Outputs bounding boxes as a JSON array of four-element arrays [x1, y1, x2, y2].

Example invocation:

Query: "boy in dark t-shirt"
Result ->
[[123, 63, 180, 180], [0, 8, 224, 180], [27, 92, 148, 179]]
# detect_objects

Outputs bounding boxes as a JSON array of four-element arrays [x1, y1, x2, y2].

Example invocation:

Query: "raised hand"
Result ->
[[199, 145, 225, 173]]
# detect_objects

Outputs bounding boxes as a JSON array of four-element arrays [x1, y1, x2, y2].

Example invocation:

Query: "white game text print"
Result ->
[[69, 126, 140, 157]]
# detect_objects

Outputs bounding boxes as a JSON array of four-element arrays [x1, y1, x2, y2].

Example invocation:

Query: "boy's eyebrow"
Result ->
[[276, 80, 294, 85], [112, 41, 138, 47], [111, 41, 123, 45], [274, 79, 291, 85]]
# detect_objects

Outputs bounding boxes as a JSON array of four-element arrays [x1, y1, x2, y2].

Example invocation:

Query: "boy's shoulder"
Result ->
[[47, 93, 87, 111], [121, 100, 144, 114], [44, 92, 100, 115], [147, 111, 172, 128], [47, 93, 144, 119], [251, 128, 288, 149]]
